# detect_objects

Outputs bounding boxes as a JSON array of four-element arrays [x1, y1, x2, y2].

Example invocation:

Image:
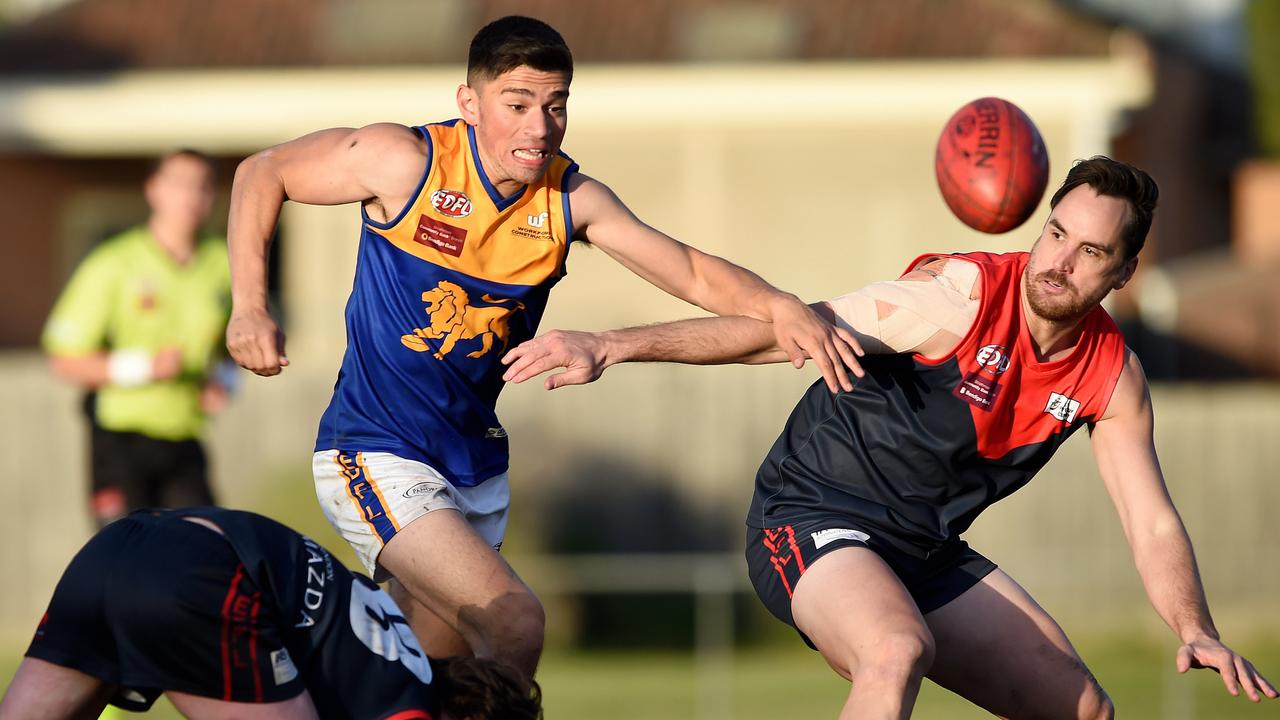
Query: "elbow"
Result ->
[[1129, 510, 1189, 557], [231, 155, 257, 200], [233, 149, 280, 194], [233, 152, 256, 179], [47, 354, 74, 382], [232, 151, 265, 187], [231, 151, 292, 214]]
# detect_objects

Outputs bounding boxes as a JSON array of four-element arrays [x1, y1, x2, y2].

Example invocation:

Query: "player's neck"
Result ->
[[147, 217, 198, 265], [473, 145, 523, 198], [1020, 288, 1087, 362]]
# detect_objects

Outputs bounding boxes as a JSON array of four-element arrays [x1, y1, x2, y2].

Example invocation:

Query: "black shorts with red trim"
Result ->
[[745, 518, 996, 648], [25, 513, 303, 710]]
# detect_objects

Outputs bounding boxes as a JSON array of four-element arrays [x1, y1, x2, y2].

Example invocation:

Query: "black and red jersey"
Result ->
[[748, 251, 1127, 554], [175, 508, 439, 718], [27, 507, 438, 719]]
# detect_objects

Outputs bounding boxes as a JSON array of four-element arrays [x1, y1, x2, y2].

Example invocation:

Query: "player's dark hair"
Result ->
[[467, 15, 572, 86], [148, 148, 217, 181], [1049, 156, 1158, 261], [433, 656, 543, 720]]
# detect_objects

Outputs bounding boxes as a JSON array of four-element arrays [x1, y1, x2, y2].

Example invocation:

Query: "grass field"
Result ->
[[3, 633, 1277, 718]]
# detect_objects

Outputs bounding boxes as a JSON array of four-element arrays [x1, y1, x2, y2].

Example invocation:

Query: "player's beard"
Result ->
[[1023, 268, 1105, 323]]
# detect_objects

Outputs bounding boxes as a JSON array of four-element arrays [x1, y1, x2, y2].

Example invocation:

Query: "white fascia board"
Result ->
[[0, 58, 1151, 156]]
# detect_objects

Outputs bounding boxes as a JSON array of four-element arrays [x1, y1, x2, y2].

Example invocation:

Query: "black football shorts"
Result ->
[[25, 513, 304, 710], [745, 517, 996, 648]]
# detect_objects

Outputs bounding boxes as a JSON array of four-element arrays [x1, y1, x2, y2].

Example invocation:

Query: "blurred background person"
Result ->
[[41, 149, 233, 526]]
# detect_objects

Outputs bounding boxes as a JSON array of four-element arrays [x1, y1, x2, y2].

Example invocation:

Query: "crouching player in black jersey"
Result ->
[[0, 507, 541, 720], [501, 157, 1276, 718]]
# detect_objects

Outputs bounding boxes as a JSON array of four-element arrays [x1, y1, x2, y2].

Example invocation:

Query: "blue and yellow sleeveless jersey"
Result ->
[[316, 119, 577, 486]]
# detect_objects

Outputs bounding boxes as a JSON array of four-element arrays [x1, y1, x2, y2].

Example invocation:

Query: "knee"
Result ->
[[467, 587, 546, 655], [500, 591, 546, 647], [477, 589, 544, 679], [1079, 685, 1114, 720], [862, 628, 936, 682]]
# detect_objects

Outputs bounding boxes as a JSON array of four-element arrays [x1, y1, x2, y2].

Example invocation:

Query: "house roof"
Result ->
[[0, 0, 1115, 73]]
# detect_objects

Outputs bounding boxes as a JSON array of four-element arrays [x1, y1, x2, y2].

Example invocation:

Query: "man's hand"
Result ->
[[226, 307, 289, 376], [501, 330, 607, 390], [766, 293, 864, 392], [150, 347, 184, 381], [200, 382, 230, 414], [1176, 633, 1278, 702]]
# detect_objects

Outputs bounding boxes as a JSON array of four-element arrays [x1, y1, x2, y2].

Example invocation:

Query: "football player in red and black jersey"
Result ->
[[224, 15, 856, 682], [502, 156, 1277, 718], [0, 507, 540, 720]]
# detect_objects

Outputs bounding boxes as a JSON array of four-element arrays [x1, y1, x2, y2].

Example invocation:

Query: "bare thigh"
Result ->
[[791, 546, 933, 680], [167, 690, 318, 720], [0, 658, 114, 720], [377, 508, 543, 672], [924, 568, 1110, 719]]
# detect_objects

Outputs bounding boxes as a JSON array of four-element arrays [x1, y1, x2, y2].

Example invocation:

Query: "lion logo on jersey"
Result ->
[[400, 280, 525, 360]]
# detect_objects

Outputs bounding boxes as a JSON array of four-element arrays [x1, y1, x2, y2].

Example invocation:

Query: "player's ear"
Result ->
[[1113, 256, 1138, 290], [457, 84, 480, 125]]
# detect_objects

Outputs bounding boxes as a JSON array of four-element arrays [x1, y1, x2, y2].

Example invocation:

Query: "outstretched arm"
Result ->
[[502, 312, 798, 390], [1091, 350, 1277, 702], [567, 173, 860, 392], [503, 257, 980, 391], [226, 123, 426, 376]]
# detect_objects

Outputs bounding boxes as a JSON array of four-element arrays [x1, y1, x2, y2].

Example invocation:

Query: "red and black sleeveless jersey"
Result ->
[[748, 251, 1126, 554], [177, 508, 439, 718]]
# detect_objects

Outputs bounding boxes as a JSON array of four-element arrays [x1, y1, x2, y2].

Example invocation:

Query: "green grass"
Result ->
[[4, 633, 1278, 718], [537, 636, 1280, 720]]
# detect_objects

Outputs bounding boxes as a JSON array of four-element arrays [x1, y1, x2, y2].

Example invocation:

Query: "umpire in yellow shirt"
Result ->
[[42, 150, 233, 525]]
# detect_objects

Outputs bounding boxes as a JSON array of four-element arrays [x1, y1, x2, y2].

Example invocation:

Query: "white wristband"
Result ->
[[107, 349, 153, 387]]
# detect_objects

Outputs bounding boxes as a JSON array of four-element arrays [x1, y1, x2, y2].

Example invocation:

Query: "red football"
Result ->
[[935, 97, 1049, 234]]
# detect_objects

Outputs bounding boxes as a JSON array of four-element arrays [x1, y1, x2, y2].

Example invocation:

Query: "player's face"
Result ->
[[144, 154, 216, 232], [457, 66, 570, 195], [1024, 185, 1137, 323]]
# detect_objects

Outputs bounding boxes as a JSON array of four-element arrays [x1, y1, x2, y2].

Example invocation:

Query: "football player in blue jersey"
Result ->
[[224, 15, 861, 681]]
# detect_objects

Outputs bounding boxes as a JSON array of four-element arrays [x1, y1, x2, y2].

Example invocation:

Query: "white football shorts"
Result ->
[[312, 450, 510, 581]]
